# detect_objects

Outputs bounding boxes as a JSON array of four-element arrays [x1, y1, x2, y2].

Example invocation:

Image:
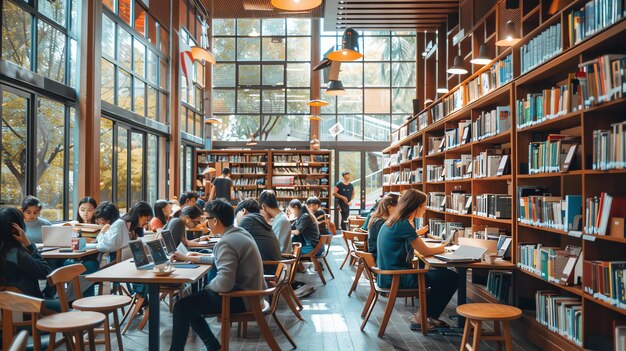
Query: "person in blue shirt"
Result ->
[[377, 189, 457, 331], [367, 193, 398, 261], [21, 196, 52, 244]]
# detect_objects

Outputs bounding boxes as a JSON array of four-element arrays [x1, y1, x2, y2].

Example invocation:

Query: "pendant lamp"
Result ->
[[495, 20, 521, 46], [327, 28, 363, 61], [204, 116, 222, 124], [245, 133, 258, 146], [448, 55, 468, 75], [271, 0, 322, 11], [307, 100, 329, 107], [190, 46, 216, 65], [424, 98, 434, 105], [325, 80, 346, 96], [470, 44, 492, 65], [308, 115, 322, 121]]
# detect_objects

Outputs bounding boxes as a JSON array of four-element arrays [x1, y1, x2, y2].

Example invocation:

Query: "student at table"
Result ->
[[377, 189, 457, 330], [0, 207, 59, 312], [95, 201, 153, 260], [306, 196, 331, 235], [367, 193, 398, 261], [259, 190, 292, 254], [163, 205, 209, 248], [76, 197, 98, 224], [179, 191, 199, 208], [288, 199, 322, 256], [170, 199, 266, 351], [21, 196, 52, 244], [234, 198, 281, 274], [149, 199, 171, 232]]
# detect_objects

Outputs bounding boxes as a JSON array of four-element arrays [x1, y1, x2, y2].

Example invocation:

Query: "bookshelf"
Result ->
[[385, 0, 626, 350], [195, 150, 332, 212]]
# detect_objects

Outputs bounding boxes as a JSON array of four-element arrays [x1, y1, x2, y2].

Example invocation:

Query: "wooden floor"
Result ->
[[113, 236, 540, 351]]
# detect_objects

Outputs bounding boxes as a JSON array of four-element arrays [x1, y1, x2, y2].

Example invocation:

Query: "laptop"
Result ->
[[145, 239, 169, 269], [41, 226, 74, 249], [159, 230, 177, 255], [129, 240, 153, 270], [434, 245, 487, 262]]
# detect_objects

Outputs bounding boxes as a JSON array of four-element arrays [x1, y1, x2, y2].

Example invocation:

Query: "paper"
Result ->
[[176, 242, 189, 255], [329, 123, 344, 137]]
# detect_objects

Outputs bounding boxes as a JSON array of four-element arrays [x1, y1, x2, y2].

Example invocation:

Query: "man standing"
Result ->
[[334, 170, 354, 231], [209, 167, 235, 204]]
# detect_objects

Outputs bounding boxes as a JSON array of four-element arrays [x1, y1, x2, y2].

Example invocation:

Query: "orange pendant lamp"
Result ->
[[271, 0, 322, 11], [190, 46, 216, 64], [327, 28, 363, 61]]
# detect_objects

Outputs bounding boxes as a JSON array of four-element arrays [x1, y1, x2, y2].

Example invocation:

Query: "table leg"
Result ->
[[457, 267, 468, 328], [148, 283, 160, 351]]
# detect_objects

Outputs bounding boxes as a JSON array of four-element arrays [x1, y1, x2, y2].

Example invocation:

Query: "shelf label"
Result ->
[[568, 231, 583, 238], [582, 234, 596, 242]]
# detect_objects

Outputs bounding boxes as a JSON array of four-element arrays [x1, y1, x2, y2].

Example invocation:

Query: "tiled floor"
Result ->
[[113, 236, 539, 350]]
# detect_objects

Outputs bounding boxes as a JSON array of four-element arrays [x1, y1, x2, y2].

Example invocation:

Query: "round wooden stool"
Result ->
[[37, 311, 106, 351], [457, 303, 522, 351], [73, 294, 132, 351]]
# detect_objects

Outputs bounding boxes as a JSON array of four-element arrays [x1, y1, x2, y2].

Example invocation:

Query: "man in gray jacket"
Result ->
[[170, 199, 266, 351], [235, 198, 282, 274]]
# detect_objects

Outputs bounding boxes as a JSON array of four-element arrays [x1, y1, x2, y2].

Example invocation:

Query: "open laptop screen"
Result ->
[[129, 240, 150, 269]]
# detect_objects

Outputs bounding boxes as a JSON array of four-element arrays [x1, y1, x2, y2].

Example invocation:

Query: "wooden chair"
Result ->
[[0, 291, 105, 351], [348, 217, 366, 231], [344, 231, 369, 296], [217, 262, 297, 351], [457, 303, 522, 351], [355, 251, 429, 337], [300, 235, 334, 285], [263, 244, 305, 321], [48, 264, 131, 351], [8, 330, 28, 351]]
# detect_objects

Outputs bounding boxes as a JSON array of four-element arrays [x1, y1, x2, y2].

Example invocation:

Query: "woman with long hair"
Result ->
[[76, 197, 98, 224], [367, 193, 399, 260], [377, 189, 457, 330], [96, 201, 153, 259], [149, 200, 171, 232], [288, 199, 321, 255]]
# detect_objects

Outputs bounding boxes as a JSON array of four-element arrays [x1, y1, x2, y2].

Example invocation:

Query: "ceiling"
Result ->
[[324, 0, 459, 31], [203, 0, 325, 18]]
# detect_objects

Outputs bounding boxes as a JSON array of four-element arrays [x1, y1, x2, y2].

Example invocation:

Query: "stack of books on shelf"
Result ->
[[467, 55, 513, 103], [427, 219, 466, 241], [427, 192, 446, 211], [230, 166, 266, 173], [486, 271, 513, 304], [583, 260, 626, 310], [579, 54, 626, 107], [426, 164, 444, 182], [445, 120, 472, 149], [408, 118, 418, 136], [521, 23, 562, 74], [443, 87, 465, 116], [418, 111, 429, 131], [518, 244, 582, 285], [446, 192, 472, 214], [383, 172, 399, 186], [274, 155, 300, 163], [472, 106, 511, 141], [535, 291, 583, 346], [399, 168, 423, 184], [567, 0, 624, 47], [272, 176, 295, 186], [207, 154, 266, 163], [428, 136, 444, 155], [528, 134, 579, 174], [584, 192, 626, 236], [473, 150, 508, 178], [432, 103, 444, 123], [444, 155, 472, 180], [592, 121, 626, 170], [233, 178, 265, 186], [475, 194, 512, 219], [518, 191, 583, 231], [465, 226, 507, 240], [386, 153, 400, 167]]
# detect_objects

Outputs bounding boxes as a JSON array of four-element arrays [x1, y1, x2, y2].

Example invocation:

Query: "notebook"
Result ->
[[434, 245, 487, 262]]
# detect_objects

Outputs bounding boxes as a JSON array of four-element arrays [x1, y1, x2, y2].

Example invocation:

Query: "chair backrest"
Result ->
[[348, 217, 366, 230], [268, 262, 291, 315], [343, 230, 368, 253], [300, 235, 327, 258], [8, 330, 28, 351], [282, 242, 302, 284], [354, 250, 377, 291], [319, 235, 333, 258], [0, 291, 43, 351], [47, 263, 86, 312]]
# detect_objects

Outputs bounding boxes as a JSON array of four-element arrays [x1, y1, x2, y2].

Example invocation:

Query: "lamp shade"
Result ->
[[245, 133, 258, 146], [308, 115, 322, 121], [204, 116, 222, 124], [324, 80, 346, 96], [271, 0, 322, 11], [424, 98, 434, 105], [496, 20, 521, 46], [327, 28, 363, 61], [447, 55, 468, 75], [190, 46, 216, 64], [307, 100, 329, 107], [470, 44, 492, 65]]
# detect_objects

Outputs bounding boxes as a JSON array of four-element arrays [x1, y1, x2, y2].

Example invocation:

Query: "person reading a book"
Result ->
[[367, 193, 399, 261], [259, 190, 293, 254], [164, 206, 212, 248], [288, 199, 322, 256], [377, 189, 457, 331], [95, 201, 153, 260], [169, 200, 266, 351]]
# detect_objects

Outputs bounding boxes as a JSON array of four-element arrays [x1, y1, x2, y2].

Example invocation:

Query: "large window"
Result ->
[[2, 0, 79, 87], [212, 18, 312, 142], [319, 25, 416, 142], [1, 85, 78, 221], [101, 0, 169, 123]]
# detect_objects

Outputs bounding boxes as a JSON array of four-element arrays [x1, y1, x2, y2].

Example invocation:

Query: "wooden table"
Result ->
[[419, 255, 515, 329], [41, 248, 99, 260], [86, 259, 211, 351]]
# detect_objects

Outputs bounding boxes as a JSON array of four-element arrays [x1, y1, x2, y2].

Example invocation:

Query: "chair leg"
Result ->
[[378, 283, 399, 337], [88, 329, 97, 351], [282, 289, 304, 321], [460, 318, 472, 351], [103, 316, 112, 351], [221, 298, 231, 351], [502, 321, 513, 351], [242, 321, 248, 338], [73, 331, 84, 351], [417, 274, 428, 335], [138, 307, 149, 331], [113, 308, 124, 351], [312, 258, 326, 285], [361, 289, 374, 318], [272, 313, 297, 349], [349, 263, 363, 296], [120, 295, 142, 334], [237, 322, 242, 338], [361, 293, 378, 331], [322, 257, 335, 279], [288, 286, 303, 310], [249, 299, 280, 351], [47, 332, 56, 351], [339, 251, 350, 270], [471, 320, 482, 351], [494, 320, 502, 351]]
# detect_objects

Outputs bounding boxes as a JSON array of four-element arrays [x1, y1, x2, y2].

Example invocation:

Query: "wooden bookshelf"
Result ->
[[195, 149, 332, 212], [385, 0, 626, 349]]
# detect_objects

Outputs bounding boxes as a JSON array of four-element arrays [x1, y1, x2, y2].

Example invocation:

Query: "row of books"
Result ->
[[273, 189, 329, 198], [446, 192, 472, 214], [535, 291, 583, 346], [230, 166, 266, 174], [432, 102, 444, 123], [466, 226, 508, 240], [466, 55, 513, 103], [471, 106, 511, 141], [233, 178, 266, 186], [427, 192, 446, 211], [442, 86, 465, 117], [201, 154, 267, 163], [518, 244, 582, 285], [520, 23, 562, 74], [486, 270, 513, 304], [444, 120, 471, 150], [428, 136, 444, 155], [426, 164, 444, 182], [585, 192, 626, 235], [592, 121, 626, 170], [273, 167, 328, 175], [427, 219, 466, 241], [616, 324, 626, 351], [568, 0, 624, 47], [475, 194, 512, 219], [528, 135, 579, 174], [579, 54, 626, 107], [444, 155, 472, 180], [383, 168, 423, 185], [273, 154, 328, 163], [583, 260, 626, 310], [473, 151, 508, 178], [418, 111, 429, 131], [518, 193, 583, 232]]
